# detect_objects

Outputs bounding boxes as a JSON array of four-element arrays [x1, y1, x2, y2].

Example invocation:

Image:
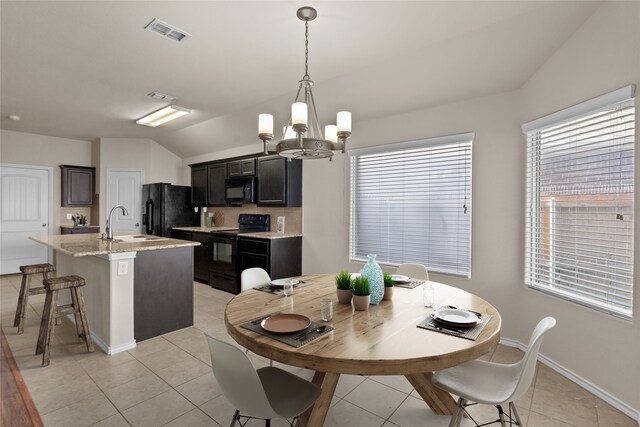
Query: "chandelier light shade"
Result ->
[[258, 6, 352, 160]]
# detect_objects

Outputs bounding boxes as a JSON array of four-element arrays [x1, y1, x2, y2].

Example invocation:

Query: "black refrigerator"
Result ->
[[142, 183, 199, 237]]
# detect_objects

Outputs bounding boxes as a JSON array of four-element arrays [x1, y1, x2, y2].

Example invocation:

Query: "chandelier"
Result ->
[[258, 6, 352, 160]]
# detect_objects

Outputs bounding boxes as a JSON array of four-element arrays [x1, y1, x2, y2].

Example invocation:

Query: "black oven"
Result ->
[[208, 213, 270, 294]]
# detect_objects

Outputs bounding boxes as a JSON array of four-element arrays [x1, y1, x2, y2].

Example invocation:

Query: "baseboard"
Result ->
[[90, 331, 136, 355], [65, 314, 136, 355], [499, 338, 639, 423]]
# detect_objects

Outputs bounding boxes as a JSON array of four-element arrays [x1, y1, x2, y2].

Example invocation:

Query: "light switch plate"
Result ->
[[117, 261, 128, 276]]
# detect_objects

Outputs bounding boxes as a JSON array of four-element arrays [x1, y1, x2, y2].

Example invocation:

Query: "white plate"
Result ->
[[391, 274, 411, 283], [269, 278, 300, 288], [431, 308, 479, 326]]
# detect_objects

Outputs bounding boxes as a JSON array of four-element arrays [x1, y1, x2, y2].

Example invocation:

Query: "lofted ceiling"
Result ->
[[1, 1, 601, 158]]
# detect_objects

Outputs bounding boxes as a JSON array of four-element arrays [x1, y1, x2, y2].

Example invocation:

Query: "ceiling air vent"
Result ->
[[145, 18, 191, 43]]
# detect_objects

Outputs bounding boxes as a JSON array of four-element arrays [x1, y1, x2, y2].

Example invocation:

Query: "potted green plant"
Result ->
[[383, 272, 394, 301], [335, 271, 353, 304], [351, 275, 370, 310]]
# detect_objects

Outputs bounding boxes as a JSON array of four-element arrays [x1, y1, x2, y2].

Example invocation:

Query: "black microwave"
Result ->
[[225, 176, 255, 204]]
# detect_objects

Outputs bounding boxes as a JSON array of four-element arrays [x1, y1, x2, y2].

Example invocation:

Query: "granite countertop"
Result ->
[[172, 226, 239, 233], [238, 231, 303, 239], [60, 225, 99, 228], [30, 233, 199, 257]]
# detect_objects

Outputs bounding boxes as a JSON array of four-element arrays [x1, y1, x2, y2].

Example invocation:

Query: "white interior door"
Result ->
[[0, 165, 51, 274], [106, 169, 143, 234]]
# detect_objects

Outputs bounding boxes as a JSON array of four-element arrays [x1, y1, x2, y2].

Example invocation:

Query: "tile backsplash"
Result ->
[[59, 207, 93, 227], [201, 205, 302, 233]]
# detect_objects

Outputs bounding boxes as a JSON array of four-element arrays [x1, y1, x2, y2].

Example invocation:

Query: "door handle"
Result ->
[[42, 223, 47, 227], [135, 223, 140, 227]]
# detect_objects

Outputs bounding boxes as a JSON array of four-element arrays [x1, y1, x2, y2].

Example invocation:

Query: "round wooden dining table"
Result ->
[[225, 273, 501, 427]]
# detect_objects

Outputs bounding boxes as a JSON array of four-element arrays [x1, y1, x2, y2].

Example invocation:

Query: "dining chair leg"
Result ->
[[509, 402, 522, 425], [448, 398, 465, 427], [497, 404, 508, 427], [229, 409, 239, 427]]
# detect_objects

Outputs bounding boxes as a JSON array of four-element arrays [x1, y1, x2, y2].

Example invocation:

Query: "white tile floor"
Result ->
[[1, 274, 636, 427]]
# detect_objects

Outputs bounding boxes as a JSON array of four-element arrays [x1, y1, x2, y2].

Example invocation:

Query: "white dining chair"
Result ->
[[395, 263, 429, 280], [206, 334, 322, 427], [241, 267, 271, 292], [431, 317, 556, 427]]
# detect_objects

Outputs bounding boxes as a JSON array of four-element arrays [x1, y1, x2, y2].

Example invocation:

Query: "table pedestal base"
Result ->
[[406, 372, 457, 415], [297, 371, 456, 427]]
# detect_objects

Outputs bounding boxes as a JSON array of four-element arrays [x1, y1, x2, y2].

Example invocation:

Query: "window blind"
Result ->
[[349, 133, 473, 277], [523, 86, 635, 319]]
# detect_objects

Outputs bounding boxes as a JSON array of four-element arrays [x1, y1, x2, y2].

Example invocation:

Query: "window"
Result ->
[[523, 85, 635, 319], [349, 133, 473, 277]]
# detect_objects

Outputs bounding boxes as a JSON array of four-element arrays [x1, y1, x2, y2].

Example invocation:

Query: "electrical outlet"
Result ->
[[66, 213, 73, 220], [117, 261, 128, 276]]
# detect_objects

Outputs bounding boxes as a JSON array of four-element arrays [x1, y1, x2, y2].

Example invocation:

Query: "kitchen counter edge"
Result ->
[[30, 234, 199, 257], [171, 227, 302, 239]]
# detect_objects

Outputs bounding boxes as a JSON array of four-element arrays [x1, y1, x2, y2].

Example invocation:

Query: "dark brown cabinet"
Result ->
[[171, 230, 211, 284], [238, 236, 302, 280], [256, 156, 302, 207], [228, 159, 256, 177], [189, 153, 302, 207], [207, 163, 227, 206], [61, 226, 100, 235], [60, 165, 95, 207], [191, 166, 207, 206]]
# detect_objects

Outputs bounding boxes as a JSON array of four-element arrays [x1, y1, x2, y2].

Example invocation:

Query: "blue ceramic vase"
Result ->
[[361, 254, 384, 305]]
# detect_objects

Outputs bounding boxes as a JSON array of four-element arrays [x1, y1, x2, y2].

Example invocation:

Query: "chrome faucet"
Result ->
[[105, 205, 129, 240]]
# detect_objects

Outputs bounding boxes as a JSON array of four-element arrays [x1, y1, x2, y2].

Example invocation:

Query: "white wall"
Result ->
[[307, 2, 640, 414], [0, 129, 93, 230], [518, 1, 640, 415], [177, 2, 640, 416], [0, 131, 185, 231], [94, 138, 186, 229]]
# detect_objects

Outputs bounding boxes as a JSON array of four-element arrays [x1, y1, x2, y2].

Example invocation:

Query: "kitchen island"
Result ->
[[30, 233, 199, 354]]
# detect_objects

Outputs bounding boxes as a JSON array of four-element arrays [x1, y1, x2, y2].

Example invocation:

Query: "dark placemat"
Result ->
[[417, 310, 492, 341], [241, 316, 333, 348], [255, 280, 313, 295], [394, 280, 425, 289]]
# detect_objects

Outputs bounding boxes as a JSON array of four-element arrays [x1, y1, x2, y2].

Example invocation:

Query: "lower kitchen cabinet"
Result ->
[[238, 236, 302, 280], [60, 226, 100, 234], [171, 230, 211, 284], [191, 232, 211, 283], [133, 246, 193, 341]]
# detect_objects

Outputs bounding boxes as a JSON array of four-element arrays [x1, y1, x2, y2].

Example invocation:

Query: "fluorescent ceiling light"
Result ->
[[136, 105, 190, 127]]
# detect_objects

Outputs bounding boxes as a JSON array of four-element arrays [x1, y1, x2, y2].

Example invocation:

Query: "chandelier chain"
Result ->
[[303, 20, 310, 81]]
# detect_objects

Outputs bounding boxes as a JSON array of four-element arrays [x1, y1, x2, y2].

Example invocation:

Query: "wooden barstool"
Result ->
[[36, 275, 94, 366], [14, 263, 56, 334]]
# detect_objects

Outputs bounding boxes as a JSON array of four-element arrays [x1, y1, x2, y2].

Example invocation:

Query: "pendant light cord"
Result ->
[[303, 20, 310, 81]]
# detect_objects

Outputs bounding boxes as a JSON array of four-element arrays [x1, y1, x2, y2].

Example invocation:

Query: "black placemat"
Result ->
[[394, 280, 425, 289], [417, 310, 492, 341], [241, 316, 333, 348], [255, 280, 313, 295]]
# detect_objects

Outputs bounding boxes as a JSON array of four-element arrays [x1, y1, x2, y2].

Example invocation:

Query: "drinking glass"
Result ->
[[283, 281, 294, 296], [321, 299, 333, 321], [423, 286, 434, 308]]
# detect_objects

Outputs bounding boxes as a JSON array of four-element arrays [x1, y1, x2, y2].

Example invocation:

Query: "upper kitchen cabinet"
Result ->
[[60, 165, 95, 206], [191, 165, 207, 206], [207, 163, 227, 206], [257, 156, 302, 207], [227, 158, 256, 177]]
